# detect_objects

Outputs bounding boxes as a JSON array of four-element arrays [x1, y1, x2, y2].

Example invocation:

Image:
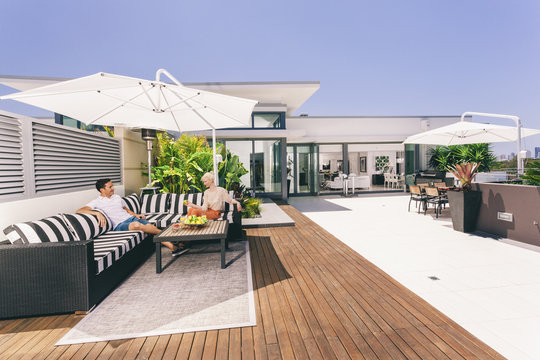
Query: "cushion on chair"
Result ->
[[3, 216, 75, 244], [140, 193, 170, 213], [168, 193, 189, 215], [145, 213, 181, 229], [62, 210, 112, 241], [122, 193, 141, 214], [168, 192, 204, 214], [92, 230, 144, 274]]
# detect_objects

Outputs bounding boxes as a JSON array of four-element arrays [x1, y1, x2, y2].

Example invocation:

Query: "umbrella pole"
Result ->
[[213, 128, 218, 185], [147, 141, 152, 187]]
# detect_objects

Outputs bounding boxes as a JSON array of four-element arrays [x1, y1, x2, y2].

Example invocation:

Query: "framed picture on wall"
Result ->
[[360, 156, 367, 172]]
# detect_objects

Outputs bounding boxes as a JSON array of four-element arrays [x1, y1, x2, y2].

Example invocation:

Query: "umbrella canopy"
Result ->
[[0, 71, 257, 131], [1, 69, 258, 186], [403, 111, 540, 174], [403, 121, 540, 145]]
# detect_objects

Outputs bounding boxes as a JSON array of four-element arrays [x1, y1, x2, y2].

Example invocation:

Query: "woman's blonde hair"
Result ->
[[201, 172, 215, 183]]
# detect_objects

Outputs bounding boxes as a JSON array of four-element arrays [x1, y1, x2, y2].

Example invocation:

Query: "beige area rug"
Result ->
[[57, 241, 255, 345]]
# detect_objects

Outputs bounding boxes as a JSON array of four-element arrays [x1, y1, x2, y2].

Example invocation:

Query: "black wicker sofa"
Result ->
[[0, 191, 241, 320]]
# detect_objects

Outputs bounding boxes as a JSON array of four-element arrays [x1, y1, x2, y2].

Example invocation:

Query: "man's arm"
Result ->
[[76, 206, 107, 227]]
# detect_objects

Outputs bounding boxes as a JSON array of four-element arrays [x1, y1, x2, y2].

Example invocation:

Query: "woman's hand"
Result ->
[[235, 201, 242, 212], [184, 200, 192, 207], [136, 214, 146, 220]]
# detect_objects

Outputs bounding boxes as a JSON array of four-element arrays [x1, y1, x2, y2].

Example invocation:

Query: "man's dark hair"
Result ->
[[95, 178, 111, 192]]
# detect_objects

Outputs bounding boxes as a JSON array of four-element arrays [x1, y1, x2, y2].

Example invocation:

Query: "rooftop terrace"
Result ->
[[0, 203, 503, 359]]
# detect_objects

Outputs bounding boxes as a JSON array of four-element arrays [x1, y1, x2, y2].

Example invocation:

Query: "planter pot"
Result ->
[[447, 190, 482, 233]]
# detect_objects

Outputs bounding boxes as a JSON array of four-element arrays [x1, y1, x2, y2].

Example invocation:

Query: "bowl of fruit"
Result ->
[[180, 215, 209, 228]]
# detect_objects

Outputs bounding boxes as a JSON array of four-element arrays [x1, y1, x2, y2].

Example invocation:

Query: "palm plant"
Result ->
[[428, 144, 496, 191], [145, 133, 250, 194], [217, 144, 248, 191]]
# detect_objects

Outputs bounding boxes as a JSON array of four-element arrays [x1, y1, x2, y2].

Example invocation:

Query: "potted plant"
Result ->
[[429, 144, 496, 232]]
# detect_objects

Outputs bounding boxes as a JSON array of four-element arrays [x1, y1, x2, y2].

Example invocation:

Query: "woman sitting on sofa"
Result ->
[[184, 172, 242, 219]]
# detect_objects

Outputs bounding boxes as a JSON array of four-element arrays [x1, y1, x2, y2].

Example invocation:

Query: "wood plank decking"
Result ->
[[0, 205, 504, 359]]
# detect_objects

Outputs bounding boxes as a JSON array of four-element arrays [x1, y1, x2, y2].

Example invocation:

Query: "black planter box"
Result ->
[[447, 190, 482, 233]]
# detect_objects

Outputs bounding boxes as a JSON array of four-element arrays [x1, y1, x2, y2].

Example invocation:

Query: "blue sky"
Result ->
[[1, 0, 539, 155]]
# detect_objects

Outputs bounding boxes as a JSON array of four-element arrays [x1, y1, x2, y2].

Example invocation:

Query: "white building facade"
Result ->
[[0, 75, 460, 200]]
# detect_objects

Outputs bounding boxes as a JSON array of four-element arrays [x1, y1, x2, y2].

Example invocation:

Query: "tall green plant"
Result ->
[[522, 160, 540, 185], [428, 144, 496, 191], [218, 144, 248, 191], [145, 133, 249, 193]]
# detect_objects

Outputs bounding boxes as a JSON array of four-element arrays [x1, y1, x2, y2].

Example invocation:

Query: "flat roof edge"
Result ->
[[289, 115, 467, 119]]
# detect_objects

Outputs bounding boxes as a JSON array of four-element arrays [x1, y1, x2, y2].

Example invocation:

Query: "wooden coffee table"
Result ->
[[153, 220, 229, 273]]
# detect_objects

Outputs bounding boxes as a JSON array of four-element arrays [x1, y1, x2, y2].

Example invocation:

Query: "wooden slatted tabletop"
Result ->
[[158, 219, 228, 239], [155, 220, 229, 271], [0, 204, 504, 359]]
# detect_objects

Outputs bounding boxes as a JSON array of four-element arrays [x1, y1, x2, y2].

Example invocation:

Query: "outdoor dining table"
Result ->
[[153, 219, 229, 273]]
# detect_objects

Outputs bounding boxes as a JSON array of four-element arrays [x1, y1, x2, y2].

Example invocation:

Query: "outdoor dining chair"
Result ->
[[384, 173, 391, 189], [434, 182, 447, 188], [424, 187, 448, 218], [408, 185, 427, 213]]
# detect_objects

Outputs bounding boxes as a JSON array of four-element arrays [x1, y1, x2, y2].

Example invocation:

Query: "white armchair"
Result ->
[[349, 175, 370, 189], [328, 175, 345, 189]]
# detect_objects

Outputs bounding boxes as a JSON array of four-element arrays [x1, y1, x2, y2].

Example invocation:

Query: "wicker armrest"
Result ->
[[0, 240, 95, 319]]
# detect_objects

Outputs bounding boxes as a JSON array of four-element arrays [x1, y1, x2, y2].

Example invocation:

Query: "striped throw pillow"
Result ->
[[2, 216, 75, 244], [62, 210, 112, 241], [122, 193, 141, 214], [168, 193, 204, 214], [140, 193, 170, 214]]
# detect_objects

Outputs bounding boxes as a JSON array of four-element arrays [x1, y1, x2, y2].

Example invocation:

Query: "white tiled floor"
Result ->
[[289, 194, 540, 360]]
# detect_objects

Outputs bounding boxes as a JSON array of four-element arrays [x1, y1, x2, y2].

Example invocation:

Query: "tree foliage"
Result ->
[[145, 133, 248, 193], [428, 144, 496, 191], [522, 160, 540, 186]]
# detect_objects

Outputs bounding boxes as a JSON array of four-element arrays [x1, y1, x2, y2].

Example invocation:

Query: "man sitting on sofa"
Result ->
[[76, 178, 188, 256]]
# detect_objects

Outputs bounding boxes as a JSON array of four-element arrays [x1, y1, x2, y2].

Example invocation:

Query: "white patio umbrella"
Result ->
[[403, 112, 540, 174], [1, 69, 258, 186]]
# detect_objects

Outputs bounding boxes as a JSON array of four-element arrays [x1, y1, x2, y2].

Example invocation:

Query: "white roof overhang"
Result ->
[[0, 75, 319, 116]]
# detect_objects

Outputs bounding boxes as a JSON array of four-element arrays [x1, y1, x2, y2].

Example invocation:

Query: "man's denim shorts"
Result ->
[[115, 216, 149, 231]]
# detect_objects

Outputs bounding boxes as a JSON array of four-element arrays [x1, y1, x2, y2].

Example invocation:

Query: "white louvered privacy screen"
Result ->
[[0, 114, 24, 198], [0, 114, 121, 202]]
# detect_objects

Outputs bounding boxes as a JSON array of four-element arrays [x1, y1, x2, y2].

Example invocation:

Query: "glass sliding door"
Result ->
[[252, 140, 282, 193], [295, 145, 312, 194], [286, 144, 318, 196], [224, 140, 253, 188]]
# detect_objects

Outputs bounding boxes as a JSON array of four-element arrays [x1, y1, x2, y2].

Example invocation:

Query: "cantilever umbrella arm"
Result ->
[[461, 112, 523, 174], [155, 68, 220, 185]]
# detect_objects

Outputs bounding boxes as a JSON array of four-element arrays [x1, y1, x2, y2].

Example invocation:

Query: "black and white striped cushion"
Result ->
[[140, 193, 170, 214], [2, 216, 74, 244], [122, 193, 141, 214], [221, 201, 239, 221], [168, 193, 203, 214], [62, 210, 112, 241], [92, 230, 144, 274], [145, 213, 181, 229], [168, 193, 188, 215]]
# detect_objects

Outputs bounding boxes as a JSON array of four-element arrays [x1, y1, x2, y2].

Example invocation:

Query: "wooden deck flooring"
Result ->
[[0, 205, 504, 359]]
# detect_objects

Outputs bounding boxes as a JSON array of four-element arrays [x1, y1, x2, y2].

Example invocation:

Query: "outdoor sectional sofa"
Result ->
[[0, 191, 241, 319]]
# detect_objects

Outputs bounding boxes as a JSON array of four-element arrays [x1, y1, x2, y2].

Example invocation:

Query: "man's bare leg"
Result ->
[[128, 222, 183, 251]]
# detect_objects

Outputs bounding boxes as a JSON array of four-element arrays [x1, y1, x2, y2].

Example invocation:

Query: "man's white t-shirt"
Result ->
[[86, 194, 131, 228]]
